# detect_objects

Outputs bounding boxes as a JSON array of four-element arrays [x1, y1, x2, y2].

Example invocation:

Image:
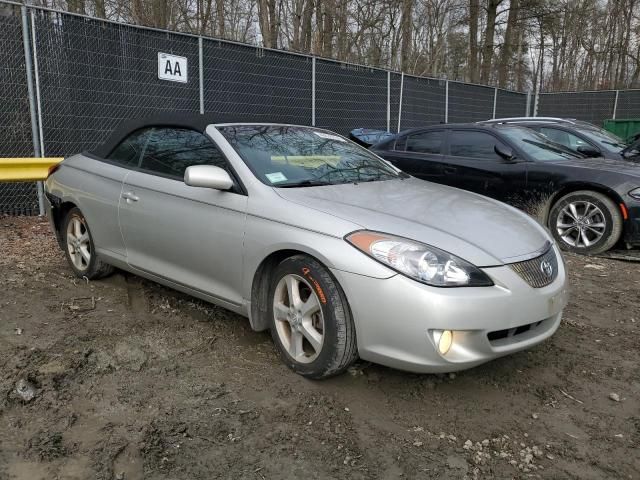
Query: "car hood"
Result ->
[[275, 178, 551, 266], [547, 157, 640, 176]]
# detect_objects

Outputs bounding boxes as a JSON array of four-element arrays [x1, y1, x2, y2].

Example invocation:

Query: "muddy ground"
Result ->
[[0, 216, 638, 480]]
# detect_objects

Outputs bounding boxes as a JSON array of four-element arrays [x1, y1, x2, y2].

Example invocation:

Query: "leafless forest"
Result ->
[[24, 0, 640, 92]]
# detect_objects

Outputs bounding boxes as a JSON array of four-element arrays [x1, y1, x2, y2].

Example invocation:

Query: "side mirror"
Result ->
[[495, 144, 516, 162], [184, 165, 234, 190], [576, 145, 601, 157]]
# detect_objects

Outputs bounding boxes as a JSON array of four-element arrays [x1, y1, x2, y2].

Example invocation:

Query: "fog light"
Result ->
[[437, 330, 453, 355]]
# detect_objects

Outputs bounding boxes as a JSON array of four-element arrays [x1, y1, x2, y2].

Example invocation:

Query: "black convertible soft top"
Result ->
[[90, 113, 250, 158]]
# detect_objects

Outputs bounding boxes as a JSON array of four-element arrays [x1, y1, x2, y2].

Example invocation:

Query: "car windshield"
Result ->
[[217, 125, 404, 187], [576, 127, 627, 152], [499, 126, 582, 161]]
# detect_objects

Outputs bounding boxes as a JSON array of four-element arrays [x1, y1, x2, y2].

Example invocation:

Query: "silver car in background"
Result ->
[[44, 115, 569, 379]]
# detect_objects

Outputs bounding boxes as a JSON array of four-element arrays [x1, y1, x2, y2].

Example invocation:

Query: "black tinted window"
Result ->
[[106, 129, 150, 167], [406, 131, 443, 154], [449, 131, 505, 160], [140, 128, 228, 178]]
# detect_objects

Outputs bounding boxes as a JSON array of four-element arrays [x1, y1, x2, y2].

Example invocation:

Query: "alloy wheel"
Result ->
[[273, 274, 324, 363], [556, 200, 606, 248], [66, 216, 91, 271]]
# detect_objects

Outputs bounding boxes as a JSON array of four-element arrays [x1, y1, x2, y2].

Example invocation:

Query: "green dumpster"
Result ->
[[603, 119, 640, 141]]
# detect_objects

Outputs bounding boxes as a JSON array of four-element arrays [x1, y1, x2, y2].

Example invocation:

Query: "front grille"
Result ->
[[509, 247, 558, 288]]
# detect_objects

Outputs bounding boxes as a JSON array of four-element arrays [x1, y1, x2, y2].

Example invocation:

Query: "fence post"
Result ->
[[21, 5, 44, 215], [30, 10, 44, 157], [526, 91, 531, 116], [29, 9, 45, 216], [198, 37, 204, 114], [533, 88, 540, 117], [444, 80, 449, 123], [613, 90, 619, 120], [311, 57, 316, 127], [492, 87, 498, 119], [386, 71, 391, 132], [397, 72, 404, 132]]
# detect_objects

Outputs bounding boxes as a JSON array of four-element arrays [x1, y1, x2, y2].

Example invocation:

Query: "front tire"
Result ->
[[549, 190, 622, 255], [268, 255, 358, 379], [62, 207, 114, 279]]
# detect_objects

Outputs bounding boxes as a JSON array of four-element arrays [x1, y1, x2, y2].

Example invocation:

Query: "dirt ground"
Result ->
[[0, 216, 638, 480]]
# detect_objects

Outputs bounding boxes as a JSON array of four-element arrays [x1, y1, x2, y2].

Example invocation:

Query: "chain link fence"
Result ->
[[34, 9, 201, 156], [315, 60, 390, 135], [399, 75, 446, 128], [537, 91, 618, 126], [447, 82, 496, 123], [0, 3, 39, 215], [616, 90, 640, 119], [2, 0, 640, 216], [203, 41, 312, 125], [496, 89, 529, 118]]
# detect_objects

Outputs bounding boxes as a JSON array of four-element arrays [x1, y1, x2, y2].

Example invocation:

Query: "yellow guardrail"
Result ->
[[0, 157, 64, 181]]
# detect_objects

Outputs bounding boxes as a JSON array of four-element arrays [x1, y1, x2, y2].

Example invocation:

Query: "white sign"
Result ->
[[158, 53, 187, 83]]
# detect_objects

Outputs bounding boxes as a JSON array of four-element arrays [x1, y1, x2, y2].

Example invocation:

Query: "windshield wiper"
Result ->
[[276, 179, 334, 188], [522, 139, 580, 158]]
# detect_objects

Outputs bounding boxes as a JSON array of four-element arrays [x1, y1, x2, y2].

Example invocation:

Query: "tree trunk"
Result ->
[[258, 0, 279, 48], [336, 0, 349, 60], [497, 0, 518, 87], [400, 0, 413, 72], [94, 0, 106, 18], [301, 0, 313, 51], [215, 0, 224, 37], [321, 0, 335, 57], [67, 0, 86, 14], [468, 0, 479, 82], [480, 0, 501, 84]]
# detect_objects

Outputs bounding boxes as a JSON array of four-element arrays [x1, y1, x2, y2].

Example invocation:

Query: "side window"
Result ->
[[106, 129, 151, 167], [140, 128, 229, 179], [540, 127, 588, 150], [449, 130, 506, 160], [405, 131, 444, 154]]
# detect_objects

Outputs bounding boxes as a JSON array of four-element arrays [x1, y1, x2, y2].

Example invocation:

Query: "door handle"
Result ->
[[122, 191, 139, 202], [443, 166, 457, 175]]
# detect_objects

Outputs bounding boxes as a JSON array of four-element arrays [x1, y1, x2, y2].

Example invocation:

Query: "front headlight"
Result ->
[[346, 231, 493, 287], [629, 187, 640, 200]]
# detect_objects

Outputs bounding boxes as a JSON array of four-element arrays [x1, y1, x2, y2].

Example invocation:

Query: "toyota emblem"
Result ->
[[540, 260, 553, 277]]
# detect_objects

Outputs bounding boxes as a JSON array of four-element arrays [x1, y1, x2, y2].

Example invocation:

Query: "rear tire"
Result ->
[[548, 190, 622, 255], [268, 255, 358, 379], [62, 207, 114, 279]]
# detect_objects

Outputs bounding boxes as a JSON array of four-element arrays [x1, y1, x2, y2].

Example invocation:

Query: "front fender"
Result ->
[[242, 215, 395, 301]]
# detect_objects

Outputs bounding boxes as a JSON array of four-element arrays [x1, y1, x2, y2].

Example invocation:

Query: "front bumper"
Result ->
[[623, 201, 640, 246], [332, 245, 568, 373]]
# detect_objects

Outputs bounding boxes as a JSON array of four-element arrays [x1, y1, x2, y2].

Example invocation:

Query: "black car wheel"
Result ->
[[549, 191, 622, 255], [268, 254, 358, 379]]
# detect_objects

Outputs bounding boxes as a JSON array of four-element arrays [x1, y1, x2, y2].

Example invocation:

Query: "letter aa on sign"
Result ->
[[157, 53, 188, 83]]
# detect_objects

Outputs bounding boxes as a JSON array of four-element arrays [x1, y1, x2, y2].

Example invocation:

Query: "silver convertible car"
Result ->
[[44, 115, 569, 379]]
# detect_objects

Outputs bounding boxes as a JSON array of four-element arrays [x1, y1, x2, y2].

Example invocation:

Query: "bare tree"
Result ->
[[28, 0, 640, 90]]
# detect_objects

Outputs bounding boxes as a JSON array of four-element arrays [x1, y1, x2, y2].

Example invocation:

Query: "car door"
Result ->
[[74, 128, 151, 260], [439, 129, 528, 203], [118, 127, 248, 306], [376, 130, 446, 182]]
